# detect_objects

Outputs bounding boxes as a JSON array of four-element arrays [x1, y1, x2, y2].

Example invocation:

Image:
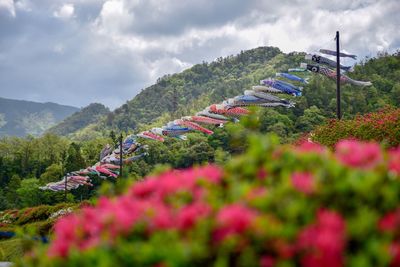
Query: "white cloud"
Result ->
[[95, 0, 135, 35], [0, 0, 15, 17], [54, 3, 75, 19], [15, 0, 32, 12]]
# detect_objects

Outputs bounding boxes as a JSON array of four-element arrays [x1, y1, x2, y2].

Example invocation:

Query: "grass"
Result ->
[[0, 238, 24, 262]]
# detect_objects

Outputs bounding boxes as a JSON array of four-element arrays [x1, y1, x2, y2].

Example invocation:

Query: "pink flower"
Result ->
[[257, 167, 268, 180], [149, 202, 174, 230], [260, 256, 275, 267], [378, 209, 400, 233], [317, 209, 346, 234], [192, 164, 223, 184], [389, 147, 400, 176], [296, 140, 325, 154], [335, 139, 382, 169], [297, 209, 346, 267], [390, 243, 400, 267], [291, 172, 315, 195], [177, 202, 211, 230], [48, 214, 81, 257], [214, 204, 257, 241], [129, 178, 159, 199], [129, 165, 222, 202]]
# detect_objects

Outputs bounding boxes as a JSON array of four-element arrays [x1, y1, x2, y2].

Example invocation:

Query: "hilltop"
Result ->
[[46, 103, 110, 137], [0, 97, 79, 137]]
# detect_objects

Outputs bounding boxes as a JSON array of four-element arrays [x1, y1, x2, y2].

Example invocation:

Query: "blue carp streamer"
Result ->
[[276, 72, 309, 84]]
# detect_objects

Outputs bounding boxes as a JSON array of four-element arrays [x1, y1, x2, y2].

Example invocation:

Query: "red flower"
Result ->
[[317, 209, 346, 234], [48, 214, 81, 257], [257, 167, 268, 180], [297, 209, 346, 267], [260, 256, 275, 267], [335, 139, 382, 169], [378, 209, 400, 233], [130, 178, 159, 199], [390, 242, 400, 267], [177, 202, 211, 230], [291, 172, 315, 195], [192, 164, 223, 184], [214, 204, 257, 241], [296, 140, 325, 154]]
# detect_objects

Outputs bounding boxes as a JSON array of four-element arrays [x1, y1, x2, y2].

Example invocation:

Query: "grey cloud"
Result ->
[[123, 0, 257, 37]]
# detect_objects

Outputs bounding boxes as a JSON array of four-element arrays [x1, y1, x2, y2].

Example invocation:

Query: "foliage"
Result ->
[[0, 238, 24, 262], [19, 135, 400, 267], [313, 107, 400, 148], [0, 202, 90, 237], [47, 103, 110, 137], [0, 133, 111, 210], [40, 164, 63, 184]]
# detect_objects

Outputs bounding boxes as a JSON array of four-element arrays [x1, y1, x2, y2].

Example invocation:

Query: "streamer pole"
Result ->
[[336, 31, 341, 120], [119, 133, 123, 177]]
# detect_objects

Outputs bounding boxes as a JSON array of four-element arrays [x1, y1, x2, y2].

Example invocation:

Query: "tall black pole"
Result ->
[[119, 133, 123, 178], [336, 31, 341, 120]]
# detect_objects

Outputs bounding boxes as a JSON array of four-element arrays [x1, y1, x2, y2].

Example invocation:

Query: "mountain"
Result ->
[[72, 46, 301, 137], [70, 47, 400, 140], [0, 97, 79, 137], [47, 103, 110, 136]]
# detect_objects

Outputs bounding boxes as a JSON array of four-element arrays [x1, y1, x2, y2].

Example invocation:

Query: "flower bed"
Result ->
[[20, 136, 400, 266], [313, 107, 400, 148]]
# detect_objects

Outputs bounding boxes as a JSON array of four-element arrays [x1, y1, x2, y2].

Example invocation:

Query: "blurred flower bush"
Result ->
[[19, 134, 400, 267], [313, 107, 400, 148]]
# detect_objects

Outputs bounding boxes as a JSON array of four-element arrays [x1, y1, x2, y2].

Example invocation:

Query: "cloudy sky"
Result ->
[[0, 0, 399, 109]]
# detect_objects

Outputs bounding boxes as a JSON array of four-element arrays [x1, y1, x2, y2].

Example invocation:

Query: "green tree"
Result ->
[[65, 143, 86, 173], [0, 189, 7, 210], [39, 163, 63, 184], [295, 106, 326, 132], [5, 174, 21, 208], [16, 178, 43, 208]]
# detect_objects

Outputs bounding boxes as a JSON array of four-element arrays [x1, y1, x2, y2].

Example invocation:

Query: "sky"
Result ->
[[0, 0, 399, 110]]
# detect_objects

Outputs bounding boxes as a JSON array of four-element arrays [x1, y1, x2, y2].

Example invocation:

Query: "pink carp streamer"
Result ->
[[175, 119, 214, 135], [182, 116, 227, 126], [209, 104, 250, 116], [137, 131, 165, 142]]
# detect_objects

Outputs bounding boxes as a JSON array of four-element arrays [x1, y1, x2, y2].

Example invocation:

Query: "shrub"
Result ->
[[313, 107, 400, 148], [19, 135, 400, 266]]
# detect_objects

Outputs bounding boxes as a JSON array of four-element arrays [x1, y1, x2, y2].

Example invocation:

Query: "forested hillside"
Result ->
[[47, 103, 110, 137], [72, 47, 400, 140], [0, 97, 79, 137]]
